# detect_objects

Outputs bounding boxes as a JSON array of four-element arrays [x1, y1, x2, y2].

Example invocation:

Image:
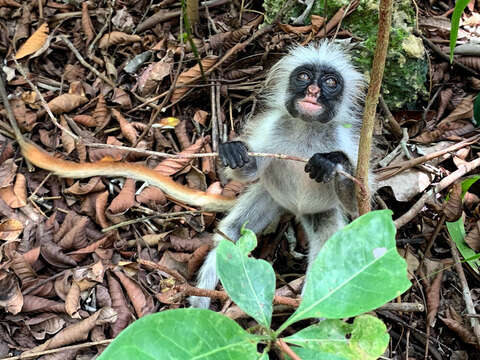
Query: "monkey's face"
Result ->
[[286, 64, 344, 123]]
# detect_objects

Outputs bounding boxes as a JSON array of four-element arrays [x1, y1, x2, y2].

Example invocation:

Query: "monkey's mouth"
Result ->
[[298, 96, 323, 115]]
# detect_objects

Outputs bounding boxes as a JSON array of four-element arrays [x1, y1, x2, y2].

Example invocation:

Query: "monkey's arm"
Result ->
[[305, 151, 357, 216]]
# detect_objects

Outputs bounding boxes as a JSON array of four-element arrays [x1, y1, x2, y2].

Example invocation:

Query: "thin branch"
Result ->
[[376, 135, 480, 180], [355, 0, 393, 214], [61, 35, 116, 88], [276, 339, 301, 360], [449, 237, 480, 346], [395, 156, 480, 228]]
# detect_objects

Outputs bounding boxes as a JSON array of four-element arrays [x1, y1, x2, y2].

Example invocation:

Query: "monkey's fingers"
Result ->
[[219, 141, 249, 169]]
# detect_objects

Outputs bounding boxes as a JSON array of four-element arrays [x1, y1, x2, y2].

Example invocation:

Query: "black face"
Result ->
[[286, 64, 344, 123]]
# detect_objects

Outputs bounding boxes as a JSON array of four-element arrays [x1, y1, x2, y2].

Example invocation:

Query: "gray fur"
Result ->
[[189, 41, 366, 309]]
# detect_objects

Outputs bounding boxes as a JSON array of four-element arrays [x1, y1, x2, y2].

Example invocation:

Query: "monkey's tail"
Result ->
[[20, 140, 236, 212]]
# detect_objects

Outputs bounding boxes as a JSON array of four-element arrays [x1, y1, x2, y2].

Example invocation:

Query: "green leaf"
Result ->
[[98, 309, 260, 360], [461, 175, 480, 196], [217, 229, 275, 328], [237, 226, 257, 255], [284, 315, 389, 360], [287, 347, 347, 360], [279, 210, 411, 331], [450, 0, 470, 62], [446, 219, 480, 273], [473, 95, 480, 126]]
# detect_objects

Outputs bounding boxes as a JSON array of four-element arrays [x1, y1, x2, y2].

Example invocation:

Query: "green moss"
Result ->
[[344, 0, 428, 109]]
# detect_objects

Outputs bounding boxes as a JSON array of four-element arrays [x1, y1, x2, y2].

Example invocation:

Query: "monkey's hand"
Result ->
[[305, 152, 349, 183], [219, 141, 251, 169]]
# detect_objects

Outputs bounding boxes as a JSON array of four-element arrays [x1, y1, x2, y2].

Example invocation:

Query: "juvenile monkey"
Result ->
[[189, 41, 365, 308]]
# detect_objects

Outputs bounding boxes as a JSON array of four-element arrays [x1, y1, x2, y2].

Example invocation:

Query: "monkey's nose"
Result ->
[[307, 84, 320, 96]]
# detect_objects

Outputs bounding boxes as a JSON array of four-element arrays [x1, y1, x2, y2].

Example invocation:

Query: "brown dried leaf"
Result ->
[[187, 244, 210, 279], [0, 219, 23, 241], [0, 183, 25, 209], [112, 87, 132, 109], [440, 307, 477, 346], [93, 94, 108, 128], [175, 120, 190, 150], [159, 251, 189, 278], [81, 2, 94, 44], [22, 295, 65, 313], [63, 64, 85, 83], [65, 282, 81, 319], [114, 270, 154, 318], [436, 88, 453, 121], [56, 215, 89, 251], [9, 249, 37, 289], [94, 190, 109, 228], [112, 109, 137, 145], [60, 116, 75, 154], [465, 221, 480, 251], [311, 15, 325, 32], [136, 185, 167, 206], [107, 272, 132, 337], [193, 109, 208, 126], [457, 56, 480, 72], [47, 94, 88, 115], [202, 142, 215, 179], [426, 270, 443, 328], [73, 114, 96, 127], [0, 158, 16, 188], [0, 270, 23, 314], [15, 23, 49, 60], [98, 31, 141, 49], [438, 95, 474, 126], [108, 178, 136, 214], [171, 56, 218, 103], [138, 60, 172, 96], [27, 307, 117, 353], [41, 241, 77, 268], [444, 183, 463, 222], [0, 0, 21, 6], [223, 66, 263, 81], [10, 99, 36, 131], [65, 177, 105, 195], [88, 137, 126, 162], [154, 136, 206, 176], [278, 23, 312, 34]]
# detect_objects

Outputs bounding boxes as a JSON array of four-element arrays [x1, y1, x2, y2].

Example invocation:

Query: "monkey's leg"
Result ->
[[189, 183, 282, 308], [300, 208, 347, 273]]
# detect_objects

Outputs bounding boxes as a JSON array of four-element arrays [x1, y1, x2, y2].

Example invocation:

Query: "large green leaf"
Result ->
[[217, 228, 275, 328], [287, 347, 347, 360], [98, 309, 260, 359], [279, 210, 411, 331], [449, 0, 470, 62], [284, 315, 389, 360]]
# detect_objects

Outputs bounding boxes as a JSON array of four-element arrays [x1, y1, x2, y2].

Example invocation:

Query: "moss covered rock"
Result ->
[[263, 0, 428, 109]]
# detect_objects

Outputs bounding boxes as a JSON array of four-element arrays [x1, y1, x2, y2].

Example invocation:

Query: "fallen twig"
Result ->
[[395, 156, 480, 228], [449, 238, 480, 346]]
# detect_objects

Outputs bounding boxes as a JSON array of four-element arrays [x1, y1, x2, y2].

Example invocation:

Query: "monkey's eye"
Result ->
[[324, 77, 337, 87], [297, 72, 310, 81]]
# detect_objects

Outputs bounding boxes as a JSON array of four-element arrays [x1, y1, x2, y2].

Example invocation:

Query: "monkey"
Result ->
[[189, 41, 365, 309]]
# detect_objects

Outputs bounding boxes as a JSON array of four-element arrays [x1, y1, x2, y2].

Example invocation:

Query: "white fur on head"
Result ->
[[264, 41, 365, 121]]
